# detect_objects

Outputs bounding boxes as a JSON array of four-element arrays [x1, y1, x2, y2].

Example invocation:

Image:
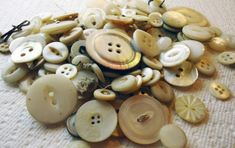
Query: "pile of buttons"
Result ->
[[0, 0, 234, 147]]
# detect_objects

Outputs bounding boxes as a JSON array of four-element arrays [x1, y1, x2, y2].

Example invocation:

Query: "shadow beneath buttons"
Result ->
[[173, 78, 204, 92]]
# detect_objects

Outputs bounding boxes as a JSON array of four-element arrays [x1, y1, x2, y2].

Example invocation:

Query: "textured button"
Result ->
[[157, 37, 172, 51], [162, 11, 187, 28], [59, 27, 83, 45], [11, 42, 43, 63], [160, 44, 190, 67], [75, 100, 117, 142], [119, 95, 167, 145], [164, 61, 198, 87], [66, 114, 79, 137], [56, 64, 77, 79], [0, 42, 10, 53], [144, 70, 161, 86], [94, 89, 116, 101], [43, 42, 69, 64], [195, 58, 216, 76], [148, 12, 163, 27], [141, 67, 154, 84], [133, 29, 160, 57], [159, 124, 187, 148], [142, 56, 163, 70], [111, 75, 137, 93], [106, 15, 134, 25], [209, 82, 230, 100], [40, 21, 77, 34], [208, 37, 228, 52], [67, 140, 90, 148], [86, 29, 141, 70], [26, 74, 78, 124], [217, 51, 235, 65]]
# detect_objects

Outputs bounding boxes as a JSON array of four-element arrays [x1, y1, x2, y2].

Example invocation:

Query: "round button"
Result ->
[[56, 64, 77, 79], [119, 95, 167, 145], [83, 28, 98, 39], [11, 42, 43, 63], [94, 89, 116, 101], [163, 23, 182, 33], [157, 37, 172, 52], [0, 42, 10, 53], [149, 1, 167, 14], [91, 63, 106, 83], [53, 12, 78, 21], [86, 29, 141, 70], [217, 51, 235, 65], [66, 114, 79, 137], [111, 75, 137, 93], [162, 11, 187, 28], [72, 55, 92, 69], [132, 15, 149, 22], [142, 56, 163, 70], [40, 21, 77, 34], [59, 27, 83, 45], [195, 58, 216, 76], [43, 42, 69, 64], [164, 61, 198, 87], [144, 70, 161, 86], [148, 12, 163, 27], [75, 100, 117, 142], [141, 67, 154, 84], [209, 82, 230, 100], [208, 37, 228, 52], [26, 74, 78, 124], [160, 44, 190, 67]]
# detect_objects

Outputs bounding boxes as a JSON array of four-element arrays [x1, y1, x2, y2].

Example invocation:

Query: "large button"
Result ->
[[217, 51, 235, 65], [86, 29, 141, 70], [75, 100, 117, 142], [209, 82, 231, 100], [164, 61, 198, 87], [162, 11, 187, 28], [26, 74, 78, 124], [40, 21, 77, 34], [119, 95, 168, 145]]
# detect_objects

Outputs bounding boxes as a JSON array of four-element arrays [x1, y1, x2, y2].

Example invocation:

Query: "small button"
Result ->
[[94, 89, 116, 101], [209, 82, 231, 100], [70, 40, 86, 60], [56, 64, 77, 79], [217, 51, 235, 65], [59, 27, 83, 45], [91, 63, 106, 83], [83, 28, 98, 39], [122, 9, 136, 17], [43, 62, 61, 73], [141, 67, 154, 84], [111, 75, 137, 93], [142, 56, 163, 70], [19, 73, 37, 93], [148, 12, 163, 27], [162, 11, 187, 28], [53, 12, 78, 21], [208, 37, 228, 52], [144, 70, 161, 86], [195, 58, 216, 76], [0, 42, 10, 53]]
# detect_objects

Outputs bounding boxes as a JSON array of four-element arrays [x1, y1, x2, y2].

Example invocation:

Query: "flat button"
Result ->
[[119, 95, 167, 145], [164, 61, 198, 87], [94, 89, 116, 101], [148, 12, 163, 27], [111, 75, 137, 93], [43, 42, 69, 64], [86, 29, 141, 70], [59, 27, 83, 45], [142, 56, 163, 70], [162, 11, 187, 28], [208, 37, 228, 52], [209, 82, 230, 100], [141, 67, 154, 84], [66, 114, 79, 137], [144, 70, 161, 86], [75, 100, 117, 142], [217, 51, 235, 65], [11, 42, 43, 63], [195, 58, 216, 76], [26, 74, 78, 124], [122, 9, 136, 17], [83, 28, 98, 39], [56, 64, 77, 79], [43, 62, 61, 73], [53, 12, 78, 21], [40, 21, 77, 34], [0, 42, 10, 53]]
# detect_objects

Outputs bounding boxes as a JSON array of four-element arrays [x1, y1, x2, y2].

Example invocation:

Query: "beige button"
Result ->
[[83, 28, 98, 39], [30, 16, 43, 34], [144, 70, 161, 86], [159, 124, 187, 148], [91, 63, 106, 83], [170, 7, 209, 27], [26, 74, 78, 124], [142, 56, 163, 70], [141, 67, 154, 84], [150, 80, 175, 103], [164, 61, 198, 87], [43, 42, 69, 64], [175, 95, 207, 123], [72, 55, 92, 69], [66, 114, 79, 137], [133, 29, 160, 57], [149, 1, 167, 14], [162, 11, 187, 28], [11, 42, 43, 63], [157, 37, 172, 52], [163, 23, 182, 33], [122, 9, 136, 17], [160, 44, 190, 67], [0, 42, 10, 53], [195, 58, 216, 76], [59, 27, 83, 45], [104, 3, 121, 16], [86, 29, 141, 70], [94, 89, 116, 101], [147, 28, 165, 40], [75, 100, 117, 142], [106, 15, 134, 25], [40, 21, 77, 34], [67, 140, 91, 148], [53, 12, 78, 21], [217, 51, 235, 65], [70, 40, 86, 59], [19, 74, 37, 93], [43, 62, 61, 73], [208, 37, 228, 52], [56, 64, 77, 79], [119, 95, 167, 144], [208, 26, 222, 37], [111, 75, 137, 93], [209, 82, 230, 100], [148, 12, 163, 27], [182, 25, 212, 42], [132, 15, 149, 22]]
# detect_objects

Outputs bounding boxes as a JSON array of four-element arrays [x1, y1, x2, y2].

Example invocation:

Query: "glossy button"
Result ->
[[148, 12, 163, 27], [83, 28, 98, 39], [53, 12, 78, 21], [209, 82, 230, 100], [75, 100, 117, 142], [164, 61, 198, 87], [40, 21, 77, 34], [91, 63, 106, 83], [195, 58, 216, 76], [122, 9, 136, 17], [56, 64, 77, 79], [111, 75, 137, 93], [217, 51, 235, 65], [94, 89, 116, 101], [157, 37, 172, 52], [162, 11, 187, 28], [26, 74, 78, 124], [59, 27, 83, 45], [141, 67, 154, 84], [119, 95, 167, 145], [144, 70, 161, 86], [208, 37, 228, 52], [86, 29, 141, 70], [142, 56, 163, 70]]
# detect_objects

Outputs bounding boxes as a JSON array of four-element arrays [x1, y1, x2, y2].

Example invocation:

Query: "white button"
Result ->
[[148, 12, 163, 27], [70, 40, 86, 60], [144, 70, 161, 86], [122, 9, 136, 17], [19, 74, 37, 93], [217, 51, 235, 65], [157, 37, 172, 51], [141, 67, 154, 84], [56, 64, 77, 79], [43, 42, 69, 64]]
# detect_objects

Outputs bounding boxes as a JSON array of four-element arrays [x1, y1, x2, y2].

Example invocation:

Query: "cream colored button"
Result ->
[[104, 3, 121, 16], [111, 75, 137, 93], [19, 74, 37, 93], [142, 56, 163, 70], [66, 114, 79, 137], [157, 37, 172, 51], [30, 16, 43, 34], [11, 42, 43, 63], [72, 55, 92, 69], [38, 68, 52, 77], [26, 74, 78, 124], [106, 15, 134, 25], [208, 37, 228, 52], [35, 12, 52, 23], [43, 42, 69, 64], [94, 89, 116, 101], [0, 42, 10, 53], [53, 12, 78, 21], [119, 95, 167, 145], [148, 12, 163, 27], [149, 1, 167, 14], [164, 61, 198, 87], [175, 95, 207, 123], [75, 100, 117, 142], [133, 29, 160, 57], [208, 26, 222, 37], [217, 51, 235, 65], [67, 140, 91, 148], [162, 11, 187, 28], [129, 69, 142, 76], [209, 82, 230, 100], [40, 21, 77, 34], [163, 23, 182, 33], [181, 40, 205, 63], [195, 58, 216, 76], [141, 67, 154, 84], [132, 15, 149, 22], [227, 35, 235, 50], [70, 40, 86, 59], [182, 25, 212, 42], [159, 124, 187, 148], [160, 44, 190, 67], [122, 9, 136, 17], [59, 27, 83, 45], [1, 61, 29, 84], [170, 7, 209, 27], [144, 70, 161, 86], [43, 62, 61, 73], [83, 28, 98, 39], [150, 80, 175, 103], [91, 63, 106, 83], [56, 64, 77, 79]]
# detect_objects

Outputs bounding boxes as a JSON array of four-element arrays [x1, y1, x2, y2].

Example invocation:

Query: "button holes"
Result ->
[[64, 67, 68, 70], [116, 44, 121, 48], [230, 57, 233, 60], [192, 108, 196, 111], [61, 71, 65, 74], [20, 53, 26, 57], [91, 122, 95, 125], [92, 21, 96, 26], [69, 68, 72, 71], [158, 34, 162, 37], [97, 115, 100, 119], [108, 49, 113, 52], [201, 61, 205, 64], [116, 49, 121, 54], [217, 85, 221, 88], [200, 65, 204, 68], [28, 48, 33, 52], [97, 120, 100, 124], [91, 116, 95, 119], [219, 91, 223, 94], [108, 42, 113, 46], [66, 73, 69, 75], [215, 88, 219, 91], [178, 68, 184, 72], [176, 74, 181, 77], [226, 54, 230, 57]]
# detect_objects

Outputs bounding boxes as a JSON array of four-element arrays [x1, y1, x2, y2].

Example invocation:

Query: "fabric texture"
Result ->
[[0, 0, 234, 147]]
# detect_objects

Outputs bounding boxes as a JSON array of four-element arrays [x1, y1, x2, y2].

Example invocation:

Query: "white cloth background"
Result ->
[[0, 0, 235, 148]]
